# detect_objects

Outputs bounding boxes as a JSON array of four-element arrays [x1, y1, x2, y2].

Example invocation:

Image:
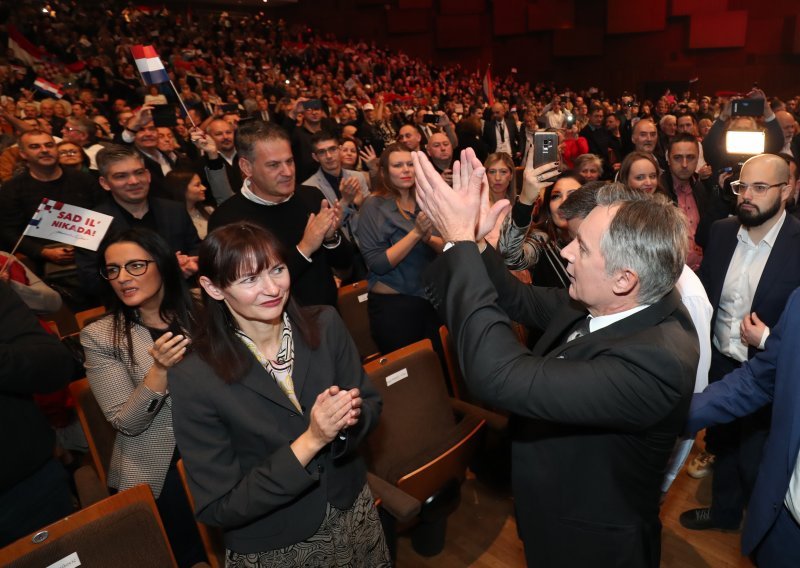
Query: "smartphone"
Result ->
[[731, 98, 764, 117], [534, 131, 559, 167], [151, 104, 177, 127], [422, 114, 438, 124], [220, 103, 239, 114]]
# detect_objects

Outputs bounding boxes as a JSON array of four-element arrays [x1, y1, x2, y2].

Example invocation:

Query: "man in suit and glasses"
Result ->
[[414, 148, 698, 568]]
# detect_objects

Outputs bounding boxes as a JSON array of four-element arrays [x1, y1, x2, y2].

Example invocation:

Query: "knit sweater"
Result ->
[[208, 185, 353, 307]]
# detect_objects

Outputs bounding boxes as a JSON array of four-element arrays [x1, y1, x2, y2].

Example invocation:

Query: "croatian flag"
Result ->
[[33, 77, 63, 99], [131, 45, 170, 85], [482, 66, 495, 106]]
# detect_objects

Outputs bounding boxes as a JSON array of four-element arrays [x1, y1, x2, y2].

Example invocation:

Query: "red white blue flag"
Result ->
[[130, 44, 170, 85], [483, 66, 495, 106], [33, 77, 63, 99], [24, 199, 113, 251]]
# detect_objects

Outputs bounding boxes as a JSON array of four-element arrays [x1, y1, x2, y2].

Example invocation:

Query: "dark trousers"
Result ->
[[706, 347, 770, 527], [157, 463, 207, 568], [753, 506, 800, 568], [368, 292, 442, 356], [0, 458, 74, 547], [111, 459, 206, 568]]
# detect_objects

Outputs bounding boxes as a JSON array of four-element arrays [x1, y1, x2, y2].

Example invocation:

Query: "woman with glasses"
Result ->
[[56, 141, 89, 173], [80, 227, 206, 567], [168, 222, 389, 567]]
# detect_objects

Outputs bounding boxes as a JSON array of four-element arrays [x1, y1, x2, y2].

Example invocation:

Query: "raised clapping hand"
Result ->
[[340, 176, 363, 208], [307, 386, 363, 447], [148, 331, 190, 370], [413, 148, 510, 243], [299, 200, 338, 256]]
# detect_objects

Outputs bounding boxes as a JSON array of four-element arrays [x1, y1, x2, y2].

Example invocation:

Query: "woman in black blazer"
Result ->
[[168, 222, 389, 567]]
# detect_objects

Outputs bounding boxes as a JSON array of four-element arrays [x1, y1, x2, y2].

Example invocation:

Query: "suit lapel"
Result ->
[[238, 353, 302, 414], [533, 307, 586, 356], [752, 217, 800, 310]]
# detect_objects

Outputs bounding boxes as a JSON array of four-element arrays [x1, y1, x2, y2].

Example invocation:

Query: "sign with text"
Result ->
[[24, 199, 113, 251]]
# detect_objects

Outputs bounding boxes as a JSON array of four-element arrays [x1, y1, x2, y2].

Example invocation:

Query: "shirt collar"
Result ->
[[737, 210, 786, 248], [240, 178, 293, 206], [589, 304, 650, 333]]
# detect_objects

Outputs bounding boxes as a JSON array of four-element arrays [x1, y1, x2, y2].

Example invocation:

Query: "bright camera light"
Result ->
[[726, 130, 765, 156]]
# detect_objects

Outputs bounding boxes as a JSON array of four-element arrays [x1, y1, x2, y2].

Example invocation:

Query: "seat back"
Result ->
[[0, 484, 176, 568], [74, 306, 106, 330], [337, 280, 380, 360], [176, 460, 225, 568], [363, 340, 484, 502], [439, 326, 467, 401], [69, 378, 116, 487]]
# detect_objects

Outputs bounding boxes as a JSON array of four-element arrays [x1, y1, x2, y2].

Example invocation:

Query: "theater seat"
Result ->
[[176, 459, 225, 568], [74, 306, 106, 330], [362, 339, 486, 557], [337, 280, 380, 362], [0, 484, 176, 567], [69, 377, 115, 488]]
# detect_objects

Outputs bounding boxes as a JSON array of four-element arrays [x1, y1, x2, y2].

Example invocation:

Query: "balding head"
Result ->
[[491, 103, 506, 121], [735, 153, 792, 228]]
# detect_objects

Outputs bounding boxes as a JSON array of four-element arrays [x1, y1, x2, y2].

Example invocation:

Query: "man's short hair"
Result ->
[[599, 198, 688, 305], [235, 120, 290, 162], [96, 144, 143, 177], [559, 181, 610, 221], [310, 130, 339, 151], [19, 129, 52, 146], [667, 132, 699, 154]]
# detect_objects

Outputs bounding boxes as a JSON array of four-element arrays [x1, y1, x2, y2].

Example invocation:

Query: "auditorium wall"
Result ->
[[266, 0, 800, 99]]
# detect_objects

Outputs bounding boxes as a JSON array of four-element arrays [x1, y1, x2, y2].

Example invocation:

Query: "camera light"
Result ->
[[725, 130, 765, 156]]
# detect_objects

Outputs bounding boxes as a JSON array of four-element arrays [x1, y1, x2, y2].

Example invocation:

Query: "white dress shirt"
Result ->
[[713, 212, 786, 362]]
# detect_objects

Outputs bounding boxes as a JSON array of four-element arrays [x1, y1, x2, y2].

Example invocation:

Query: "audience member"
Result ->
[[169, 222, 390, 566]]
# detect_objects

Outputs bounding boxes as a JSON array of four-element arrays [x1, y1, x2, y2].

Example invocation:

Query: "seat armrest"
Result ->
[[367, 472, 421, 523], [450, 398, 508, 431]]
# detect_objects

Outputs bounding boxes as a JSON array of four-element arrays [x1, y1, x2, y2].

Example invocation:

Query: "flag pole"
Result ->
[[169, 79, 197, 128]]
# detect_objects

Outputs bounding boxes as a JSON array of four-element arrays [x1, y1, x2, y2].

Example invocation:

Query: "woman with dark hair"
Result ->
[[80, 227, 206, 567], [355, 142, 443, 355], [56, 141, 90, 173], [498, 165, 582, 289], [164, 169, 215, 239], [619, 151, 662, 195], [168, 222, 389, 567]]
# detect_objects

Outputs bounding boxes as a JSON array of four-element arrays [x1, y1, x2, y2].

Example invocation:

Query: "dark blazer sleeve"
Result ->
[[425, 242, 695, 430]]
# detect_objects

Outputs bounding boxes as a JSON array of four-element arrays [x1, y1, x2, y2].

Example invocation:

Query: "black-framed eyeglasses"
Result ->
[[730, 180, 787, 196], [100, 259, 155, 280]]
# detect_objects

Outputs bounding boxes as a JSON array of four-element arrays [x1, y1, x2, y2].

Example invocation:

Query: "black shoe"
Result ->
[[679, 508, 740, 531]]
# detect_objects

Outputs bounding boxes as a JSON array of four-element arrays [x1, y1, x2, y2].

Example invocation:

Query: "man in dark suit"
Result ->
[[75, 145, 200, 300], [414, 149, 698, 567], [482, 102, 520, 158], [580, 105, 613, 179], [680, 153, 800, 532], [686, 288, 800, 567]]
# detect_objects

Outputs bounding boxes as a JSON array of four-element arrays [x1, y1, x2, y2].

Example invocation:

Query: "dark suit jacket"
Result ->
[[482, 117, 520, 156], [697, 214, 800, 365], [687, 288, 800, 555], [424, 244, 698, 568], [660, 173, 728, 250], [75, 196, 201, 297], [579, 124, 613, 178], [167, 307, 382, 553], [135, 148, 195, 201]]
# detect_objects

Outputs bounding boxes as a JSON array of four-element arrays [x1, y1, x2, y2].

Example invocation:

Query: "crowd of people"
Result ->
[[3, 1, 800, 567]]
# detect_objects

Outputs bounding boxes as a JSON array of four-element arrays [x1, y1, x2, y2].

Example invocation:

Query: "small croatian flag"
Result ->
[[130, 45, 170, 86], [33, 77, 63, 99]]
